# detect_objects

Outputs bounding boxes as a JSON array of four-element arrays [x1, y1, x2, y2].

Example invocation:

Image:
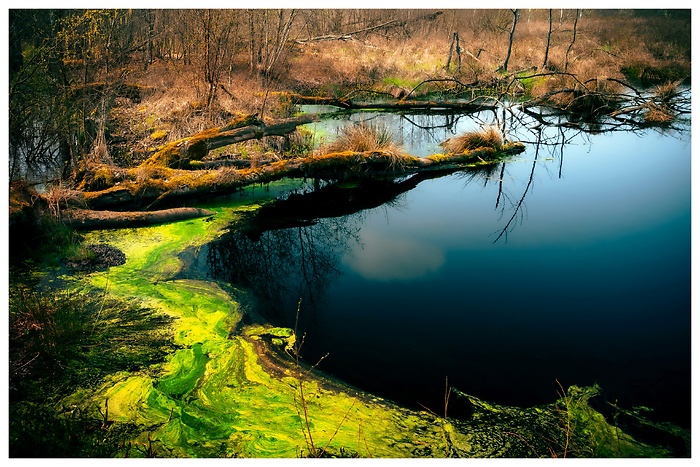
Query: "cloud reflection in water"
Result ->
[[342, 230, 445, 281]]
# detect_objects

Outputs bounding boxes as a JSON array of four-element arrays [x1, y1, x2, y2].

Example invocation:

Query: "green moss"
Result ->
[[382, 77, 420, 91], [150, 129, 168, 141], [54, 194, 450, 457]]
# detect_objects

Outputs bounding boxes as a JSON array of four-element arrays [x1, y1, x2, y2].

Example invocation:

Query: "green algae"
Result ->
[[56, 181, 453, 457], [46, 178, 684, 458]]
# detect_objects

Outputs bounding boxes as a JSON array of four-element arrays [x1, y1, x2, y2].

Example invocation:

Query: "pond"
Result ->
[[194, 108, 691, 428]]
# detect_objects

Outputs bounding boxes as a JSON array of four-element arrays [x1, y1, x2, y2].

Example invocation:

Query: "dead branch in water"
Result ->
[[282, 91, 499, 112]]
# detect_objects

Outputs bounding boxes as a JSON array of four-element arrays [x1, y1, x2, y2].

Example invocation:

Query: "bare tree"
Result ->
[[565, 9, 579, 72], [199, 10, 237, 107], [263, 9, 296, 78], [502, 9, 519, 72], [543, 9, 553, 69], [446, 32, 462, 71]]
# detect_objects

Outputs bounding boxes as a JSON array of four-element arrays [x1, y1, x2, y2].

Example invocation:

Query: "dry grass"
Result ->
[[440, 126, 503, 154], [43, 183, 86, 217], [214, 167, 241, 185], [643, 103, 674, 125], [282, 10, 689, 102], [652, 80, 682, 102], [321, 121, 403, 155]]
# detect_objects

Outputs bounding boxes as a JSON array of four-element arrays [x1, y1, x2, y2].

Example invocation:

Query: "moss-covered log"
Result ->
[[281, 92, 499, 112], [61, 207, 215, 230], [144, 114, 319, 169], [78, 142, 525, 211]]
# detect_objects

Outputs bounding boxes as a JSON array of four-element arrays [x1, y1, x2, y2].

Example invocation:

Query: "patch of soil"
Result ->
[[66, 244, 127, 272]]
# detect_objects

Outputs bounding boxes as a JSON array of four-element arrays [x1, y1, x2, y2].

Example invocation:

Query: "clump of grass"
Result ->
[[652, 80, 682, 103], [287, 127, 315, 157], [10, 288, 175, 384], [318, 121, 408, 171], [641, 81, 681, 125], [215, 167, 241, 186], [642, 103, 674, 125], [323, 121, 402, 155], [440, 125, 503, 154], [9, 286, 175, 457]]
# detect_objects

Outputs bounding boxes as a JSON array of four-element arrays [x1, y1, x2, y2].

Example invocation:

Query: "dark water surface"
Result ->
[[202, 113, 691, 427]]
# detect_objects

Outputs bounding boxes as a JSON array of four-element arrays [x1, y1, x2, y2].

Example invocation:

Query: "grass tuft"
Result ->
[[652, 80, 682, 103], [318, 121, 409, 171], [440, 126, 503, 154], [322, 121, 402, 155], [642, 103, 674, 125]]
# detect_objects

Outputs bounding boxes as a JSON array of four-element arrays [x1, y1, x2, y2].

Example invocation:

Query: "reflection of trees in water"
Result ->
[[206, 213, 361, 324], [451, 104, 691, 243], [205, 172, 453, 325], [210, 101, 692, 310]]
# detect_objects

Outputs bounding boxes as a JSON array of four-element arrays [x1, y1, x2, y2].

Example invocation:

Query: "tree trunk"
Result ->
[[282, 92, 498, 112], [143, 113, 320, 168], [565, 9, 579, 72], [543, 9, 553, 69], [80, 142, 526, 211], [502, 9, 519, 72]]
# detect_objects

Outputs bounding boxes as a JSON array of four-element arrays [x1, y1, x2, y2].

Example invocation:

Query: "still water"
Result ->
[[201, 110, 691, 427]]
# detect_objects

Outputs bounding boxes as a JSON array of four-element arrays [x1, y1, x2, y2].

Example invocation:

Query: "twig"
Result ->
[[319, 399, 357, 456]]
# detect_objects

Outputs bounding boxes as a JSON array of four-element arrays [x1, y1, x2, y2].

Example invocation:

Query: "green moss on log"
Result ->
[[76, 142, 525, 211]]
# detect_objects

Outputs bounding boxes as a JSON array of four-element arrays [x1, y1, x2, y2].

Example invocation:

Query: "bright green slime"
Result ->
[[61, 182, 676, 458]]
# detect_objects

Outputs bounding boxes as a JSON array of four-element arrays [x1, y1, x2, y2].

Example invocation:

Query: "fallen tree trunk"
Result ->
[[144, 113, 319, 169], [61, 207, 215, 230], [79, 143, 525, 211], [282, 92, 499, 112], [295, 19, 400, 43]]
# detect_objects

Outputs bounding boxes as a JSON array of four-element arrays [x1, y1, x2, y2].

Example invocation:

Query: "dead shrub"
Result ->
[[43, 184, 85, 218]]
